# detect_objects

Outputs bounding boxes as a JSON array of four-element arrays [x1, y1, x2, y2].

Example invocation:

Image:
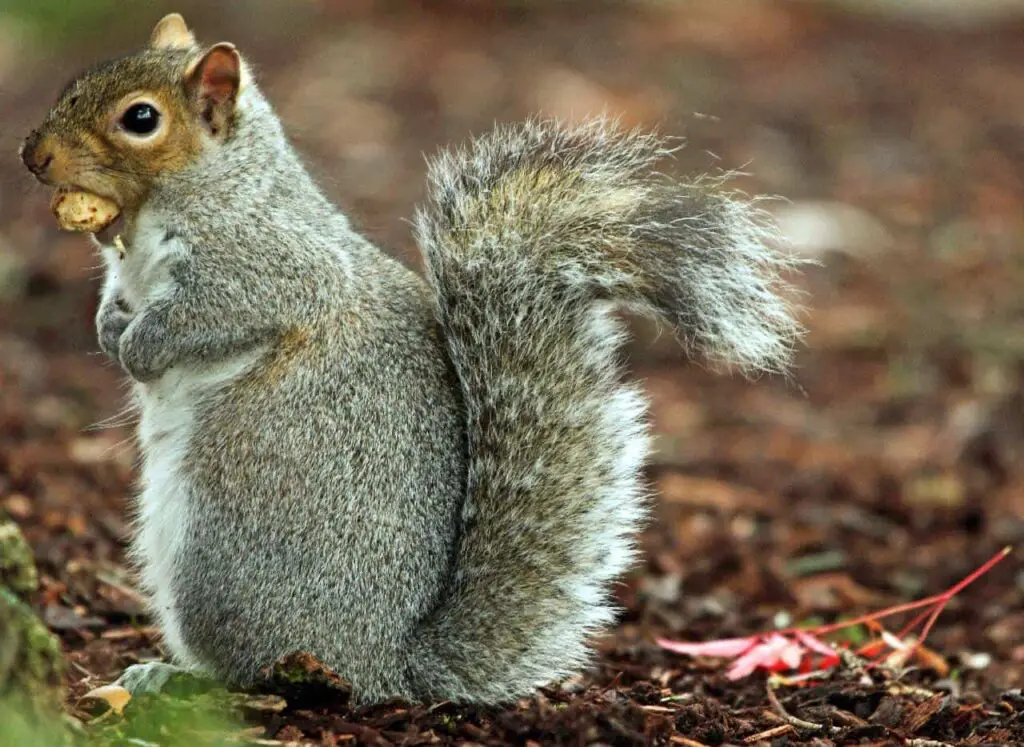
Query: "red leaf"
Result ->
[[656, 636, 756, 658], [657, 549, 1011, 682]]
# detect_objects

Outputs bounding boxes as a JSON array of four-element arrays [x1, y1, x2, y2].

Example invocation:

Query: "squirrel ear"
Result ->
[[151, 13, 196, 50], [186, 43, 241, 141]]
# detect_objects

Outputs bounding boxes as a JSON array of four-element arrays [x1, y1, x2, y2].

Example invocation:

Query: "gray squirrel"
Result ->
[[20, 14, 802, 703]]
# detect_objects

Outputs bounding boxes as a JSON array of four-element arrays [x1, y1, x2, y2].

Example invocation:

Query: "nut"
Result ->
[[51, 190, 121, 234]]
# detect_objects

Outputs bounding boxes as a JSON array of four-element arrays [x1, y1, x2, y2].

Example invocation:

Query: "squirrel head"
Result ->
[[21, 14, 250, 216]]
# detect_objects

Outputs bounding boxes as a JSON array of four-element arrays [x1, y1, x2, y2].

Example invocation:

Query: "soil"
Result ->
[[1, 1, 1022, 744]]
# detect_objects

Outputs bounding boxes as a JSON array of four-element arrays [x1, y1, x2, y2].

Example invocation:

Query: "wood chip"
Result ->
[[743, 724, 796, 743], [902, 694, 946, 733], [670, 737, 710, 747]]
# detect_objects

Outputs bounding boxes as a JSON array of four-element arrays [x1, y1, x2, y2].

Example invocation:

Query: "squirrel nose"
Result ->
[[20, 133, 54, 178]]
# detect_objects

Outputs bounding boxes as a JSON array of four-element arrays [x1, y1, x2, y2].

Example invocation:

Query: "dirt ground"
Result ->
[[1, 1, 1023, 744]]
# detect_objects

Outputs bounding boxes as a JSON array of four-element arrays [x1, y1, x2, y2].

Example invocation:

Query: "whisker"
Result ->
[[87, 400, 141, 431]]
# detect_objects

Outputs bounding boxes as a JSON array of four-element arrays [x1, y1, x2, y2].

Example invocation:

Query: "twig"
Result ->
[[765, 683, 839, 734], [743, 724, 794, 743], [899, 548, 1011, 667], [640, 704, 676, 714], [669, 736, 709, 747], [68, 660, 96, 680], [779, 547, 1012, 639], [829, 708, 869, 728]]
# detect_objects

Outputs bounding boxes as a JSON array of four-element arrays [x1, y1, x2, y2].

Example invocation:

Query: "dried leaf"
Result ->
[[79, 684, 132, 716]]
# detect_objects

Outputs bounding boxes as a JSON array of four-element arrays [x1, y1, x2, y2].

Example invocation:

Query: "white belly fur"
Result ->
[[132, 348, 267, 666]]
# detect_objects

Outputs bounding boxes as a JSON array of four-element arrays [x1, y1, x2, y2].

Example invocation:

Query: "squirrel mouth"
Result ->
[[94, 212, 124, 245]]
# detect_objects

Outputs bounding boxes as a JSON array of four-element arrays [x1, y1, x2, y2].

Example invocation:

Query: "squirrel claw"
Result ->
[[114, 661, 190, 696]]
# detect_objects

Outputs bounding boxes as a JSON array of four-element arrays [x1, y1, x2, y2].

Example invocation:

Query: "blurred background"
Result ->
[[1, 0, 1022, 717]]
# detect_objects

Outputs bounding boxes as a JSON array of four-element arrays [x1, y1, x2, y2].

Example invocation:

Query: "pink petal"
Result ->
[[725, 636, 790, 680], [794, 631, 837, 658], [794, 631, 841, 668], [778, 638, 806, 669], [657, 636, 757, 658]]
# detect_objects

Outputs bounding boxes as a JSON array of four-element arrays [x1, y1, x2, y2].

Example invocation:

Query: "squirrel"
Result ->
[[21, 14, 802, 703]]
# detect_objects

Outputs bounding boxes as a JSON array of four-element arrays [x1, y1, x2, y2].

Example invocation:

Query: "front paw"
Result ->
[[114, 661, 217, 698], [118, 322, 166, 383], [97, 302, 133, 360], [115, 661, 187, 695]]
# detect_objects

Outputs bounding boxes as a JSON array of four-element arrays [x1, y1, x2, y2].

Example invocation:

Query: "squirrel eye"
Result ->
[[121, 103, 160, 136]]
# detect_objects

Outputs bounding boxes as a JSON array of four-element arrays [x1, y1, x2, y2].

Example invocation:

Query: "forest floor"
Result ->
[[1, 1, 1022, 744]]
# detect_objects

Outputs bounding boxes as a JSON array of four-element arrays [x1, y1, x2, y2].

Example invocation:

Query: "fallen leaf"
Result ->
[[656, 636, 755, 658], [79, 684, 131, 716]]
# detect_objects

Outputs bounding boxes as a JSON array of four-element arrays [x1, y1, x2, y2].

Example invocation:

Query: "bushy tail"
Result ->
[[409, 117, 802, 702]]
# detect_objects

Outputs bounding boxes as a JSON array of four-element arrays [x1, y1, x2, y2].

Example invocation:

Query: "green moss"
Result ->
[[89, 688, 244, 746], [0, 519, 39, 598], [0, 520, 69, 743], [0, 700, 76, 747]]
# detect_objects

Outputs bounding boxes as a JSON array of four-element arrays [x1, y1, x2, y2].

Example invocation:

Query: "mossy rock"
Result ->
[[0, 518, 39, 597], [0, 518, 69, 744]]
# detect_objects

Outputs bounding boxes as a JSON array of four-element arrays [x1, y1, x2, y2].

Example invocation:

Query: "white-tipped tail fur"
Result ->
[[409, 117, 802, 701]]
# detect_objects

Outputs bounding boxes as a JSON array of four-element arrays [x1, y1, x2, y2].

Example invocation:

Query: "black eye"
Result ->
[[121, 103, 160, 135]]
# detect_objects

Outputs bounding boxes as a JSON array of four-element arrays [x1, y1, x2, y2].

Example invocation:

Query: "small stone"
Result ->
[[905, 473, 966, 508], [3, 494, 33, 520], [772, 200, 892, 259], [961, 652, 992, 670]]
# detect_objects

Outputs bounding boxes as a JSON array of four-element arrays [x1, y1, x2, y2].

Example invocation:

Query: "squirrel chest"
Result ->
[[113, 212, 271, 665]]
